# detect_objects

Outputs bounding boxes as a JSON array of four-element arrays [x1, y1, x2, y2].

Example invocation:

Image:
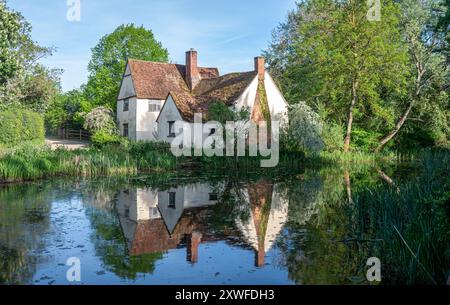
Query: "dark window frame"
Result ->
[[168, 121, 176, 138], [123, 99, 129, 112], [168, 192, 176, 209], [123, 123, 129, 137]]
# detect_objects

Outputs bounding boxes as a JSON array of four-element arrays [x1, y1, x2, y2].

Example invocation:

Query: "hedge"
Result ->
[[0, 109, 45, 146]]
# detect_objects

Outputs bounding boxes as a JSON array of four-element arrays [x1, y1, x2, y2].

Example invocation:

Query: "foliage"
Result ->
[[85, 24, 169, 110], [344, 151, 450, 284], [0, 109, 44, 146], [0, 1, 59, 113], [257, 80, 271, 125], [321, 121, 344, 152], [265, 0, 410, 151], [280, 150, 449, 284], [91, 130, 122, 147], [288, 102, 324, 154], [45, 88, 90, 132], [0, 141, 179, 183], [207, 101, 250, 123], [382, 0, 450, 150], [0, 0, 22, 85], [83, 106, 117, 134]]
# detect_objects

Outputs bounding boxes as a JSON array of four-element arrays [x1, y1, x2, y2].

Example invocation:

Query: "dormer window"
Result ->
[[123, 99, 129, 112]]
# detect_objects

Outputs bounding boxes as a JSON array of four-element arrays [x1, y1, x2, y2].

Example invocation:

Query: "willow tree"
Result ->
[[265, 0, 409, 152]]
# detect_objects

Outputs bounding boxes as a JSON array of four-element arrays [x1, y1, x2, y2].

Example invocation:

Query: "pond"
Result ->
[[0, 154, 448, 285]]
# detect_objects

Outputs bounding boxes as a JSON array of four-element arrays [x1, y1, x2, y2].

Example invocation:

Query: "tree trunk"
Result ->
[[375, 102, 414, 152], [344, 170, 353, 204], [375, 54, 425, 152], [343, 79, 358, 152]]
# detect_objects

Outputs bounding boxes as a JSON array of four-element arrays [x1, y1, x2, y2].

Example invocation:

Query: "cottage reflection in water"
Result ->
[[116, 180, 288, 267]]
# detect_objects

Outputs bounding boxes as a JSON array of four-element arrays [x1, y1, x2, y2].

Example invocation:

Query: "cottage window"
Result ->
[[168, 192, 176, 209], [149, 102, 161, 112], [168, 121, 175, 137], [209, 193, 218, 201], [123, 123, 129, 137], [123, 99, 129, 112]]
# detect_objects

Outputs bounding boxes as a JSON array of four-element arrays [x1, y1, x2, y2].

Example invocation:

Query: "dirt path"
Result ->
[[45, 137, 90, 150]]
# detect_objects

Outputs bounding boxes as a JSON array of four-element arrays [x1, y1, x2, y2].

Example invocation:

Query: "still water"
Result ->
[[0, 162, 444, 285]]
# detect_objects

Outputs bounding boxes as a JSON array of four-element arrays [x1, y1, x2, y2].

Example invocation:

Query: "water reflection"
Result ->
[[115, 180, 288, 269], [1, 158, 446, 284]]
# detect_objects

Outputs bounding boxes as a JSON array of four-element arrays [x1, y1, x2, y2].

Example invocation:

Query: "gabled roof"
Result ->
[[162, 71, 258, 122], [127, 59, 219, 100]]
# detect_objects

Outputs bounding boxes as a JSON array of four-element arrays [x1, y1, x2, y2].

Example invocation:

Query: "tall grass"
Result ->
[[346, 150, 449, 284], [0, 142, 179, 183]]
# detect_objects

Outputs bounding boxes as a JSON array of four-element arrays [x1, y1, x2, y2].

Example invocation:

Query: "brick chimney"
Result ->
[[186, 49, 201, 90], [187, 231, 202, 264], [255, 247, 265, 268], [254, 56, 265, 81]]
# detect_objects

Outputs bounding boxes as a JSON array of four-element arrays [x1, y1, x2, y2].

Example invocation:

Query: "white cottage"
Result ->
[[117, 49, 288, 142]]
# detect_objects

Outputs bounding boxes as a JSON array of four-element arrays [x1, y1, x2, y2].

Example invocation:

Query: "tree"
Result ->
[[85, 24, 169, 110], [0, 0, 21, 85], [0, 0, 59, 113], [265, 0, 410, 152], [45, 88, 90, 132], [83, 106, 117, 134], [288, 102, 324, 154], [376, 0, 449, 151]]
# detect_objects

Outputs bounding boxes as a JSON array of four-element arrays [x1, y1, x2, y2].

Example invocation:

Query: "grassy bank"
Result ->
[[0, 142, 179, 183], [0, 140, 445, 184]]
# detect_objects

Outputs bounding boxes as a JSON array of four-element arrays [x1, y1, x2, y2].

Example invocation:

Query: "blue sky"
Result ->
[[8, 0, 296, 92]]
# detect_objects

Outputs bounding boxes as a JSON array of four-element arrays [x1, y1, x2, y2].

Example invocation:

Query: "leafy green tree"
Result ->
[[83, 106, 118, 134], [0, 0, 21, 85], [376, 0, 449, 151], [45, 88, 90, 132], [85, 24, 169, 110], [265, 0, 410, 152], [0, 0, 59, 113]]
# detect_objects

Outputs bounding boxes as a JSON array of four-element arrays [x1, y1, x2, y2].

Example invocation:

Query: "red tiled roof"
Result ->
[[169, 72, 257, 122], [128, 59, 219, 100], [128, 59, 257, 122]]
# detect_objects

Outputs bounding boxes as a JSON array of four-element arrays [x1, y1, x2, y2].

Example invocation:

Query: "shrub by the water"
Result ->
[[91, 131, 122, 147], [0, 109, 45, 146]]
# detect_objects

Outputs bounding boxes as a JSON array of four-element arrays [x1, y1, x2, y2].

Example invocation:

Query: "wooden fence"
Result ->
[[59, 128, 90, 141]]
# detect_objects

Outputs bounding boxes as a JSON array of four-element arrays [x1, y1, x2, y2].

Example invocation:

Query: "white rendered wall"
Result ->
[[136, 99, 164, 141], [234, 75, 259, 112], [117, 97, 137, 140], [157, 95, 183, 142], [264, 72, 289, 127], [118, 64, 135, 100]]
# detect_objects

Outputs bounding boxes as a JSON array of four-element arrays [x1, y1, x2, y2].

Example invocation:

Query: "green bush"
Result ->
[[91, 131, 122, 147], [322, 121, 343, 152], [0, 109, 45, 146]]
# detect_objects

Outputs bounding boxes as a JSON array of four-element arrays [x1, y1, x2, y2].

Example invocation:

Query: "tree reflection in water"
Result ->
[[1, 154, 448, 284]]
